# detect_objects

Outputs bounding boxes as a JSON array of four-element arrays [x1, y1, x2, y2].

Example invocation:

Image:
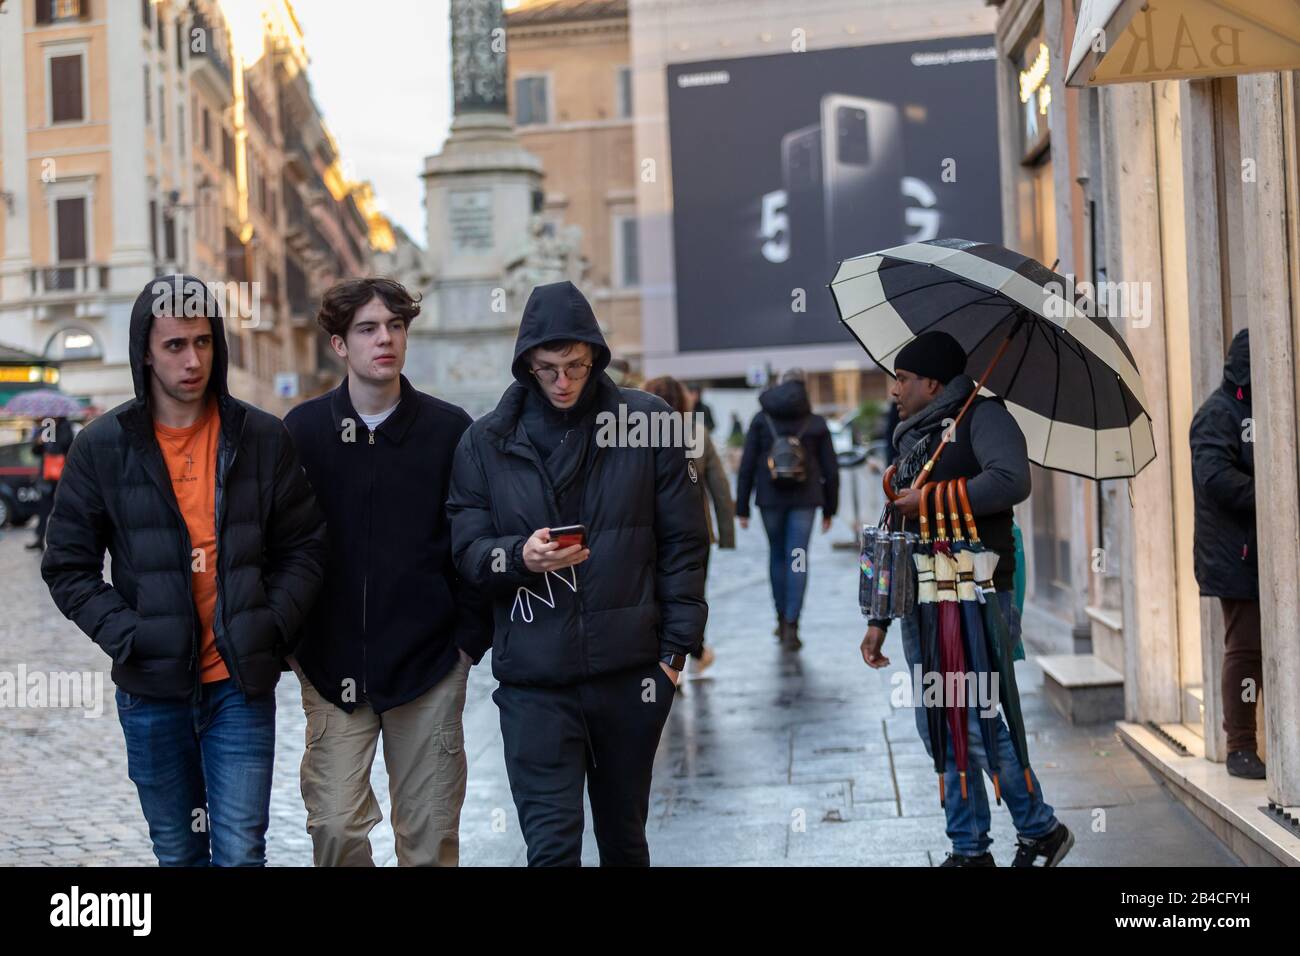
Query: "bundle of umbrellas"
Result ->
[[911, 477, 1033, 807]]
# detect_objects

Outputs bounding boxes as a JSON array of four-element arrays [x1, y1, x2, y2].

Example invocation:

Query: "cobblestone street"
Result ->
[[0, 509, 1239, 866]]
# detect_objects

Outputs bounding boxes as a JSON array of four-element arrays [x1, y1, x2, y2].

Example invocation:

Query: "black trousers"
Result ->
[[34, 480, 56, 545], [494, 663, 675, 866]]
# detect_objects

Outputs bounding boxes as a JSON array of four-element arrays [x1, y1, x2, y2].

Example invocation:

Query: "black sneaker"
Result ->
[[1011, 823, 1074, 867], [1226, 750, 1266, 779], [25, 540, 43, 551], [939, 851, 996, 867]]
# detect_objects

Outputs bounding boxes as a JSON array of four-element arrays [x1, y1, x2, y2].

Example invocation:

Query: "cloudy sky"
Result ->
[[223, 0, 468, 246], [293, 0, 459, 245]]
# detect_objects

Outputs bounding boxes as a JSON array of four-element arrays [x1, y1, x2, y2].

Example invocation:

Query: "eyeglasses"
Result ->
[[530, 362, 592, 386]]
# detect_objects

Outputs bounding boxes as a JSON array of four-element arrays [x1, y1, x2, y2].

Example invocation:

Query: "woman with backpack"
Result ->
[[735, 370, 839, 649]]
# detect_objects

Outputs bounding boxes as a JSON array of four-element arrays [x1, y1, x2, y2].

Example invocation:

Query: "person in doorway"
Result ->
[[283, 277, 493, 866], [735, 369, 838, 649], [859, 330, 1073, 867], [447, 281, 707, 866], [1190, 328, 1263, 780], [42, 275, 327, 866]]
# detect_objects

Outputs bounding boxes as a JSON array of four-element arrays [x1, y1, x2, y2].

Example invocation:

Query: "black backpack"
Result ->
[[765, 414, 809, 487]]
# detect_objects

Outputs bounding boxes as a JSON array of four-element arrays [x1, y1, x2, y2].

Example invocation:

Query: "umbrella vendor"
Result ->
[[860, 330, 1074, 868]]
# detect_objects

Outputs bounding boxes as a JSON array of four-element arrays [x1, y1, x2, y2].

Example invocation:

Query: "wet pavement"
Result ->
[[0, 492, 1240, 866]]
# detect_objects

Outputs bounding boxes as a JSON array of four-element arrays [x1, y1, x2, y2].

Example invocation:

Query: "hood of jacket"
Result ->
[[128, 274, 230, 403], [759, 380, 812, 420], [510, 281, 611, 390], [1223, 328, 1250, 389]]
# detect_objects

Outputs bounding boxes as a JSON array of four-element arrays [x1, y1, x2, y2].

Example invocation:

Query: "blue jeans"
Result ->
[[759, 506, 817, 622], [116, 678, 276, 866], [899, 592, 1058, 856]]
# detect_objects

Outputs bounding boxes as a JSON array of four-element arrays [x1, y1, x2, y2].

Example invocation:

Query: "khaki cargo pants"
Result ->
[[294, 654, 470, 867]]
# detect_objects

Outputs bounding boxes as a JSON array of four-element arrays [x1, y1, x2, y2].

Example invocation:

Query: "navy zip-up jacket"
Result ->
[[284, 374, 493, 714]]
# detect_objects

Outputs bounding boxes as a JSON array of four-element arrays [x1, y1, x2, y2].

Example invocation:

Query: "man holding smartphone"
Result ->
[[448, 280, 708, 866]]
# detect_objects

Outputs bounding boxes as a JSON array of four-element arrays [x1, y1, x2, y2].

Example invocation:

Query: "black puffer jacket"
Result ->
[[42, 275, 328, 699], [735, 380, 839, 517], [1190, 329, 1256, 600], [447, 281, 708, 688]]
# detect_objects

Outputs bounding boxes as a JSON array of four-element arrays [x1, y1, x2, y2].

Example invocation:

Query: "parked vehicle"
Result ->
[[0, 440, 41, 528]]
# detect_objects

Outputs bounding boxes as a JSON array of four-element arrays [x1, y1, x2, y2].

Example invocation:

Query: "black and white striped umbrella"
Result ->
[[829, 238, 1155, 480]]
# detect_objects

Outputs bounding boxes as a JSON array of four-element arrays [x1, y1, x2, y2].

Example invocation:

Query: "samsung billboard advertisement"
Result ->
[[666, 37, 1004, 354]]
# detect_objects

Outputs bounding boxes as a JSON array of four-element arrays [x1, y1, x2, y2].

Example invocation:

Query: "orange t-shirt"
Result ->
[[155, 399, 229, 683]]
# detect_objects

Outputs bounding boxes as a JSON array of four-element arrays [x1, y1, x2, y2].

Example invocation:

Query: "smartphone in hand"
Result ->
[[549, 524, 587, 550]]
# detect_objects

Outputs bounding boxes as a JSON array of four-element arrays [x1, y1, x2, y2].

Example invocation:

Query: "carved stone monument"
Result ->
[[402, 0, 548, 417]]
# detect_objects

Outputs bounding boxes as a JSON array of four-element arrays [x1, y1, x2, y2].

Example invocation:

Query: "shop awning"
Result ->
[[1066, 0, 1300, 87]]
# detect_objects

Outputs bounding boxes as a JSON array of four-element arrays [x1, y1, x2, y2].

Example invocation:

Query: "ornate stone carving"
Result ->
[[502, 215, 589, 313], [451, 0, 508, 114]]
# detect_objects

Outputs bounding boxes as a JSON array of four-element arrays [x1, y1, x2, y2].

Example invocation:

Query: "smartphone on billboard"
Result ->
[[549, 524, 587, 550], [781, 123, 826, 270], [820, 94, 904, 261]]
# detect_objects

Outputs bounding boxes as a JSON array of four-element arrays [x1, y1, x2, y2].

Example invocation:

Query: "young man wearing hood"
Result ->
[[1190, 329, 1263, 780], [734, 369, 840, 649], [447, 280, 708, 866], [42, 275, 327, 866], [859, 330, 1073, 867], [282, 277, 493, 866]]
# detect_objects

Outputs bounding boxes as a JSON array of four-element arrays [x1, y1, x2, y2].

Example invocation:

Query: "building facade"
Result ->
[[0, 0, 387, 417], [504, 0, 640, 365], [990, 0, 1300, 864]]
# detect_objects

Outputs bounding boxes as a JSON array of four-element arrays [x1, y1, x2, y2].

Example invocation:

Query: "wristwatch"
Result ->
[[659, 652, 687, 672]]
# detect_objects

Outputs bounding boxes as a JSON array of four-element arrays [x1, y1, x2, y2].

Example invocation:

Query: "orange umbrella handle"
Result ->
[[931, 482, 948, 541], [957, 477, 980, 542], [946, 479, 964, 542], [917, 477, 930, 542], [883, 463, 899, 502]]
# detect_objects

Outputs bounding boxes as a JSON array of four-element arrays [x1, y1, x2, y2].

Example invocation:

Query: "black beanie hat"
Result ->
[[894, 330, 967, 384]]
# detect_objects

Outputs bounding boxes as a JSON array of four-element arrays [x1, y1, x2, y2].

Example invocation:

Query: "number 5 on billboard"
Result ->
[[760, 189, 790, 263]]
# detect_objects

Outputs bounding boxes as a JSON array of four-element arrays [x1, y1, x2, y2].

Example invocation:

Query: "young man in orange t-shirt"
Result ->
[[43, 275, 327, 866]]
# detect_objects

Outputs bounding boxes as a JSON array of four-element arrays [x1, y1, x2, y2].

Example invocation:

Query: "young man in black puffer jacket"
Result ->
[[42, 275, 326, 866], [447, 280, 707, 866]]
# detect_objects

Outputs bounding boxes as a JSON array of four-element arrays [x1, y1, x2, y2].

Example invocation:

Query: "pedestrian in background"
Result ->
[[735, 368, 839, 649], [42, 275, 327, 866], [644, 375, 735, 679], [26, 415, 74, 552], [283, 277, 493, 866], [1190, 328, 1264, 780]]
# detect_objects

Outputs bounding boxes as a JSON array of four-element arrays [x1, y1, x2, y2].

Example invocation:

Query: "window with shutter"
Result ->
[[55, 197, 87, 262], [164, 214, 176, 262], [149, 200, 159, 260], [50, 55, 84, 124], [37, 0, 89, 23], [143, 66, 151, 124], [514, 76, 549, 126]]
